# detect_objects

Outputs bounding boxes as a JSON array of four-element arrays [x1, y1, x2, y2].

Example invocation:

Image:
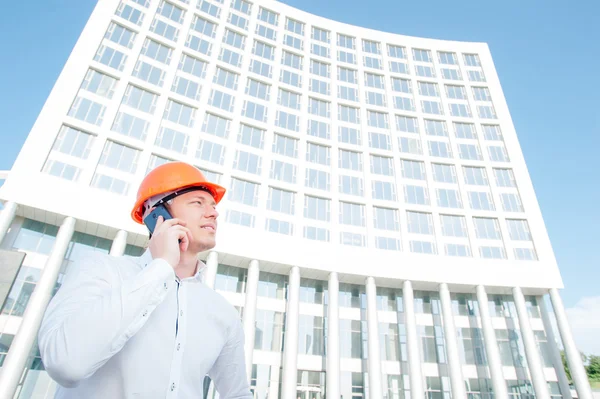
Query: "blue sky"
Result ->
[[0, 0, 598, 340]]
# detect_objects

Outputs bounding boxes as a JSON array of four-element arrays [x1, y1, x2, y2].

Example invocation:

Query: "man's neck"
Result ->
[[174, 251, 199, 279]]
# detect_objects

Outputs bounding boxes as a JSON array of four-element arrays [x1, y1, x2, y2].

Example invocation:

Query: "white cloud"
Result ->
[[565, 296, 600, 356]]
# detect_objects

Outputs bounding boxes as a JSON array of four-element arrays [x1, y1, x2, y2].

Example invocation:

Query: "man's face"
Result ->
[[168, 189, 219, 253]]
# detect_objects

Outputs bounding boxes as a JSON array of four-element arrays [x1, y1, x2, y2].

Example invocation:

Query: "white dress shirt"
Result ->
[[38, 249, 252, 399]]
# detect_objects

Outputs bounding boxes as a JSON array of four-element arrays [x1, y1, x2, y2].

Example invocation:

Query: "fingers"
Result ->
[[154, 217, 187, 235]]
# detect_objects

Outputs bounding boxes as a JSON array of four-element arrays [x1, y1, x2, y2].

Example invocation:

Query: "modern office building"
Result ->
[[0, 0, 591, 398]]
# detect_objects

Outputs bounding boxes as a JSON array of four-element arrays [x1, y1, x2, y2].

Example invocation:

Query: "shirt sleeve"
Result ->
[[208, 318, 253, 399], [38, 254, 175, 388]]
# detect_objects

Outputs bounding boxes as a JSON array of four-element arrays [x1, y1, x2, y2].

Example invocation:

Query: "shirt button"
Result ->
[[180, 310, 183, 317], [142, 310, 148, 317], [164, 282, 168, 290], [171, 383, 176, 391], [177, 343, 181, 351]]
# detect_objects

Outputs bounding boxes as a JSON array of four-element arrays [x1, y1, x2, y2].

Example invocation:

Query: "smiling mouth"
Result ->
[[201, 226, 216, 232]]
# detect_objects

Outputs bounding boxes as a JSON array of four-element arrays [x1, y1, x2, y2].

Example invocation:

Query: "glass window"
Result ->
[[362, 39, 380, 54], [185, 33, 212, 56], [500, 193, 524, 212], [233, 150, 262, 175], [257, 7, 278, 25], [111, 111, 150, 141], [371, 155, 394, 176], [222, 29, 246, 49], [338, 67, 357, 84], [150, 18, 180, 42], [304, 195, 330, 221], [281, 50, 303, 70], [272, 134, 298, 158], [338, 85, 359, 102], [396, 115, 419, 133], [369, 132, 391, 150], [422, 100, 443, 115], [105, 22, 136, 48], [304, 226, 330, 242], [94, 44, 127, 71], [425, 120, 448, 137], [254, 310, 284, 351], [226, 210, 255, 227], [494, 168, 516, 187], [214, 264, 247, 293], [231, 0, 251, 15], [171, 76, 200, 100], [407, 211, 434, 235], [252, 40, 275, 60], [155, 126, 189, 154], [367, 110, 388, 129], [398, 136, 422, 155], [473, 217, 502, 240], [255, 23, 276, 41], [178, 53, 206, 78], [276, 110, 299, 132], [81, 69, 117, 98], [337, 34, 355, 49], [339, 202, 365, 226], [458, 143, 483, 160], [164, 100, 196, 127], [279, 68, 301, 87], [373, 207, 399, 231], [285, 17, 304, 35], [157, 1, 185, 23], [482, 125, 503, 141], [469, 191, 495, 211], [267, 187, 295, 214], [488, 145, 510, 162], [441, 215, 468, 237], [213, 67, 239, 90], [338, 105, 360, 124], [238, 123, 264, 148], [270, 160, 296, 184], [428, 141, 453, 158], [229, 178, 259, 206], [242, 100, 267, 122], [305, 169, 330, 191], [454, 122, 476, 139], [339, 175, 363, 196], [309, 98, 330, 118], [340, 230, 365, 247], [122, 85, 158, 114], [338, 126, 361, 145], [68, 97, 106, 126], [506, 219, 532, 241], [246, 78, 271, 101], [307, 119, 330, 139], [432, 163, 457, 183], [372, 180, 397, 201], [209, 89, 234, 112], [463, 166, 489, 186], [197, 0, 221, 18], [196, 139, 225, 165], [413, 48, 431, 62], [404, 185, 429, 205], [298, 316, 325, 356], [473, 87, 492, 102], [401, 160, 426, 180], [436, 188, 462, 208], [464, 53, 481, 66]]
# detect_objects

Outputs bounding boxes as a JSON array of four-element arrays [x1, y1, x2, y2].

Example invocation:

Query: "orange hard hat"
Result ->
[[131, 161, 226, 224]]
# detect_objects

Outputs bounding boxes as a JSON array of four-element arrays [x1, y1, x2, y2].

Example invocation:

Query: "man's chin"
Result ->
[[190, 237, 217, 253]]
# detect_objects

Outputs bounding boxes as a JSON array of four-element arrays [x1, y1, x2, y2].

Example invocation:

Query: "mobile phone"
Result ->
[[143, 204, 173, 234]]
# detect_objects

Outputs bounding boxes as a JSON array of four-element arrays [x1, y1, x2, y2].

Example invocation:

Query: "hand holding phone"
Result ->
[[144, 206, 193, 267]]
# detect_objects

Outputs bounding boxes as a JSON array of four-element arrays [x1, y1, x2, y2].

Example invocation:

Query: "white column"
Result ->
[[326, 272, 340, 399], [476, 285, 508, 399], [0, 216, 76, 399], [439, 283, 467, 399], [539, 296, 573, 399], [281, 266, 300, 399], [512, 287, 550, 399], [0, 201, 18, 245], [550, 288, 593, 399], [242, 259, 259, 382], [109, 229, 128, 256], [203, 251, 218, 289], [403, 280, 424, 399], [365, 277, 383, 398]]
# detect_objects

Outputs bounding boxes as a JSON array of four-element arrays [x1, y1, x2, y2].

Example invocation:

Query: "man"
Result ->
[[38, 162, 252, 398]]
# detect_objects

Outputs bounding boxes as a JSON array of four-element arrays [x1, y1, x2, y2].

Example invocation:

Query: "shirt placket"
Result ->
[[166, 279, 187, 398]]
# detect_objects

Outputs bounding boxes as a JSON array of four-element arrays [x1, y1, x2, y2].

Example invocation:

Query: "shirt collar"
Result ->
[[137, 249, 205, 282]]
